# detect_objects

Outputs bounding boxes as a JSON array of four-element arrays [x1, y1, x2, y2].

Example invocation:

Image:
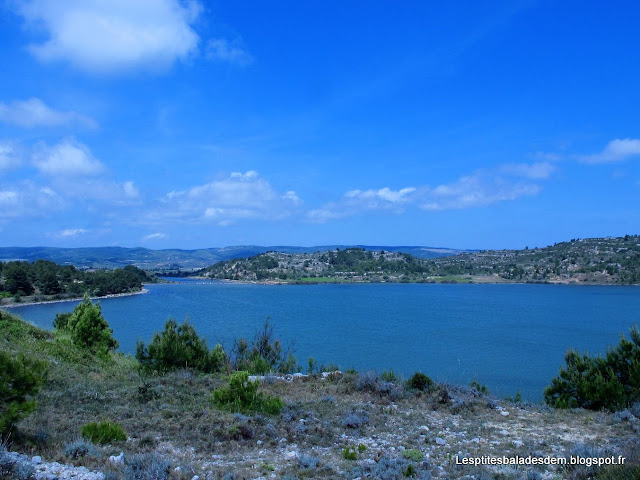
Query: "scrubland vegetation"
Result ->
[[191, 236, 640, 285], [0, 262, 155, 306], [1, 301, 639, 479]]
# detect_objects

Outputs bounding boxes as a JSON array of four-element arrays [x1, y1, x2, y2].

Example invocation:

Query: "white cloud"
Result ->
[[53, 228, 88, 238], [32, 138, 105, 176], [17, 0, 202, 74], [499, 162, 555, 179], [0, 98, 97, 128], [0, 141, 23, 172], [308, 163, 547, 221], [142, 232, 166, 241], [205, 39, 253, 66], [419, 174, 540, 211], [580, 138, 640, 164], [155, 171, 302, 225], [308, 187, 417, 221], [0, 182, 65, 219]]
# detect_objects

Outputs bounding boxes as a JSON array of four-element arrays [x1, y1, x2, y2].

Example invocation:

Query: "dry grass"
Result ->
[[2, 311, 639, 479]]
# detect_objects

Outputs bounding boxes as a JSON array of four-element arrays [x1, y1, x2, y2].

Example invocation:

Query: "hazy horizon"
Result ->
[[1, 1, 639, 250]]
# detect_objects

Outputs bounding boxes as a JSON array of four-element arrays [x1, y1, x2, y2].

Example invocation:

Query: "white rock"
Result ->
[[32, 455, 42, 464], [435, 437, 446, 445], [109, 452, 124, 464], [284, 451, 298, 460], [501, 411, 510, 417]]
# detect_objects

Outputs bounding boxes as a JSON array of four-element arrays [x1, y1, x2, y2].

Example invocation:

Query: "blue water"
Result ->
[[5, 280, 639, 402]]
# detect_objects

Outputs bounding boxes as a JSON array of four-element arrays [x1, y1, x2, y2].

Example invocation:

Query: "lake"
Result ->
[[5, 280, 639, 402]]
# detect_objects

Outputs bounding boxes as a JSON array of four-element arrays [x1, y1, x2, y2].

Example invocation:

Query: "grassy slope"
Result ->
[[1, 310, 639, 480]]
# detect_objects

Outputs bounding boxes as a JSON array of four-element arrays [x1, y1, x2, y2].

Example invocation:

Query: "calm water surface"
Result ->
[[6, 280, 639, 402]]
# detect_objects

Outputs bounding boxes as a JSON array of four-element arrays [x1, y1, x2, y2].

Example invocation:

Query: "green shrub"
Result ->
[[545, 325, 640, 411], [0, 352, 47, 437], [55, 294, 118, 355], [402, 449, 423, 462], [403, 463, 417, 477], [469, 380, 489, 395], [81, 421, 127, 444], [381, 369, 399, 382], [231, 319, 297, 374], [136, 318, 226, 373], [212, 371, 283, 414], [342, 447, 358, 460], [407, 372, 433, 391]]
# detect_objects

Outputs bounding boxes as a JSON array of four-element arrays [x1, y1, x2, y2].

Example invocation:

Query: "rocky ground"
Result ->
[[5, 371, 640, 480]]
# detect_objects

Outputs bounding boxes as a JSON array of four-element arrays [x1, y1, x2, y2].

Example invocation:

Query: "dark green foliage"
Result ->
[[56, 295, 119, 355], [403, 463, 417, 477], [469, 380, 489, 395], [342, 447, 358, 460], [407, 372, 434, 392], [212, 371, 283, 414], [0, 260, 152, 301], [231, 319, 296, 374], [81, 421, 127, 444], [136, 318, 226, 373], [0, 352, 47, 436], [402, 449, 423, 462], [2, 262, 34, 296], [545, 325, 640, 411]]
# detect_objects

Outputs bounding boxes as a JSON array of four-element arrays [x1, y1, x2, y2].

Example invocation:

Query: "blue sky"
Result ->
[[0, 0, 639, 250]]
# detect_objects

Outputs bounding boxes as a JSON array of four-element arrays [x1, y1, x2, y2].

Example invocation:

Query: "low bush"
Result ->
[[407, 372, 433, 392], [136, 318, 227, 373], [545, 325, 640, 411], [0, 351, 47, 437], [64, 439, 97, 459], [402, 449, 424, 462], [341, 412, 369, 429], [212, 371, 283, 414], [125, 453, 170, 480], [81, 421, 127, 445]]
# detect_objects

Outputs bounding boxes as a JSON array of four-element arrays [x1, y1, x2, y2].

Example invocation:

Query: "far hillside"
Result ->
[[0, 245, 471, 271], [192, 235, 640, 285]]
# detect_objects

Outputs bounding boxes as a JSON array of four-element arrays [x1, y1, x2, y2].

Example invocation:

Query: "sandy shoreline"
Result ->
[[0, 288, 150, 309]]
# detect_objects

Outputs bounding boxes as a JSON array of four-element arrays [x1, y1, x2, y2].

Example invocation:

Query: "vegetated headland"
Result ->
[[1, 306, 639, 480], [0, 262, 156, 308], [190, 235, 640, 285]]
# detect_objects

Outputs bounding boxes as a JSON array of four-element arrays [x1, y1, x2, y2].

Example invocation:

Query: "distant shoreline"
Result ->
[[0, 288, 150, 309]]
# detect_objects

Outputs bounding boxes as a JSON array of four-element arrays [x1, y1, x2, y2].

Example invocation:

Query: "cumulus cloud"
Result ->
[[142, 232, 167, 241], [0, 182, 65, 219], [579, 138, 640, 164], [0, 98, 97, 128], [0, 141, 23, 172], [32, 138, 105, 176], [155, 170, 302, 225], [308, 163, 548, 221], [419, 174, 539, 211], [205, 39, 253, 66], [51, 228, 88, 238], [308, 187, 416, 221], [17, 0, 202, 74]]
